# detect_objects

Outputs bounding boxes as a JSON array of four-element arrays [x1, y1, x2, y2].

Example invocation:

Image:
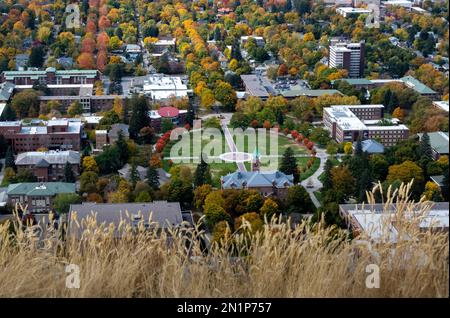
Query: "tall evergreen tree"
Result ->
[[185, 102, 195, 127], [64, 162, 76, 183], [387, 93, 399, 113], [442, 168, 449, 201], [0, 135, 7, 158], [382, 90, 392, 110], [231, 41, 242, 61], [279, 147, 299, 183], [354, 138, 363, 157], [275, 109, 284, 125], [122, 98, 129, 124], [285, 0, 292, 12], [322, 159, 333, 191], [129, 95, 150, 140], [357, 169, 372, 202], [146, 164, 160, 190], [5, 146, 15, 171], [293, 0, 311, 15], [115, 130, 129, 165], [82, 146, 90, 158], [419, 132, 433, 160], [130, 161, 139, 187], [213, 26, 222, 41], [29, 45, 45, 68], [194, 154, 212, 187]]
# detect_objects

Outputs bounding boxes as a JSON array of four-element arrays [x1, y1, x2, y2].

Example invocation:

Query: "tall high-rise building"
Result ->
[[329, 40, 365, 78]]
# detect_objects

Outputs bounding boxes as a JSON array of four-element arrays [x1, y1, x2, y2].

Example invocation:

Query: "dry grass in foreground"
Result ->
[[0, 182, 448, 298]]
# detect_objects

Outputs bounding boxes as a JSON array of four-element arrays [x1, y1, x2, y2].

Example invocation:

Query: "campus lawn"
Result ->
[[162, 129, 317, 187]]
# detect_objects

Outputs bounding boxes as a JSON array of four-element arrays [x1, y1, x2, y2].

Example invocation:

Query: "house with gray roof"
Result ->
[[56, 57, 74, 69], [353, 139, 384, 154], [67, 201, 192, 239], [15, 150, 80, 182], [108, 123, 129, 144], [118, 163, 147, 182], [15, 54, 29, 71], [417, 132, 449, 160], [221, 170, 294, 199], [7, 182, 76, 213], [118, 163, 171, 186]]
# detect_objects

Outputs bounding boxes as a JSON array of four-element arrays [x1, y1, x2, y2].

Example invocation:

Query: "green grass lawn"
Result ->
[[300, 157, 321, 181], [314, 191, 323, 204], [162, 129, 316, 187]]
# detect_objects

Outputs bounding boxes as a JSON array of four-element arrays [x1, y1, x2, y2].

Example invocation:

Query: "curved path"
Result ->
[[300, 148, 328, 208], [221, 120, 247, 172]]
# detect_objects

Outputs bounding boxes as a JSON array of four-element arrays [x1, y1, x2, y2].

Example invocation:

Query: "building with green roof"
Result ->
[[335, 76, 439, 99], [400, 76, 438, 97], [331, 78, 373, 90], [281, 89, 343, 99], [6, 182, 76, 213]]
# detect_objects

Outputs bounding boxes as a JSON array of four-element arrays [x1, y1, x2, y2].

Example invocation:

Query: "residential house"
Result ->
[[108, 123, 129, 144], [353, 139, 385, 154], [15, 54, 29, 71], [118, 163, 171, 186]]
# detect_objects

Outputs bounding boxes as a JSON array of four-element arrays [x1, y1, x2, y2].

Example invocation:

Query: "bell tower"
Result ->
[[252, 148, 260, 172]]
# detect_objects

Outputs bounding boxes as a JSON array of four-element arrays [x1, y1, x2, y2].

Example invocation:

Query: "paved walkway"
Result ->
[[300, 148, 329, 208], [221, 120, 247, 172], [199, 113, 332, 208]]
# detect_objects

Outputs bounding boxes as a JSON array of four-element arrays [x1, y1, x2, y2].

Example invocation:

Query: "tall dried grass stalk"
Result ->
[[0, 182, 447, 297]]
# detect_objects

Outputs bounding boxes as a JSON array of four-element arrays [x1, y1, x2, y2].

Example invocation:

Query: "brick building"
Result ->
[[6, 182, 76, 213], [149, 106, 187, 132], [323, 105, 409, 147], [12, 83, 127, 114], [329, 40, 365, 78], [95, 124, 129, 150], [221, 170, 294, 200], [1, 68, 100, 85], [15, 150, 80, 182], [0, 119, 82, 153]]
